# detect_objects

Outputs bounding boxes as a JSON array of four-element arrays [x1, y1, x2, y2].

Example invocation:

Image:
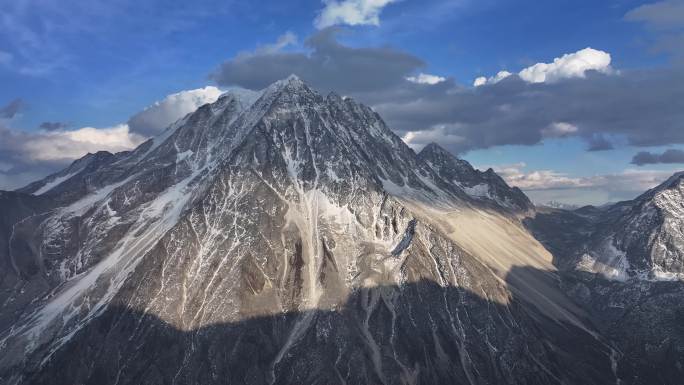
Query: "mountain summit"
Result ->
[[418, 142, 533, 213], [0, 77, 649, 384]]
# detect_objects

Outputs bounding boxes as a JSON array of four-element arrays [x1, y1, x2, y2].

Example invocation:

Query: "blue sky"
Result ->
[[1, 0, 683, 205]]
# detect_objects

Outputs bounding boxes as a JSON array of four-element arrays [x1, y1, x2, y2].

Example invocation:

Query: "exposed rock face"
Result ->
[[528, 172, 684, 281], [0, 75, 659, 385], [526, 173, 684, 384], [418, 143, 533, 214], [18, 151, 124, 202], [0, 191, 56, 329], [611, 173, 684, 279]]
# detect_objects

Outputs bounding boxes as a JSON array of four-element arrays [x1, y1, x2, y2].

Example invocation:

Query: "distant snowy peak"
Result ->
[[583, 171, 684, 281], [540, 201, 580, 210], [418, 142, 533, 212], [624, 171, 684, 279], [526, 170, 684, 282]]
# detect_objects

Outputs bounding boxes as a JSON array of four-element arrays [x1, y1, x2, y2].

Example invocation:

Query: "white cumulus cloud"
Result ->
[[473, 71, 512, 87], [315, 0, 397, 28], [1, 85, 224, 190], [497, 166, 589, 190], [485, 162, 673, 192], [406, 72, 446, 85], [402, 124, 466, 150], [256, 32, 298, 55], [519, 48, 613, 83], [127, 86, 223, 136], [474, 48, 613, 86], [21, 124, 146, 162], [541, 122, 579, 138]]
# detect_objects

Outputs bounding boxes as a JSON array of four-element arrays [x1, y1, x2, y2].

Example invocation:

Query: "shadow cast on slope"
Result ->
[[9, 269, 619, 385], [523, 212, 684, 385], [521, 210, 597, 270]]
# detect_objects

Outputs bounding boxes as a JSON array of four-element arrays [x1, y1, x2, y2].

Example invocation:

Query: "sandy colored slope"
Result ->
[[399, 199, 594, 332]]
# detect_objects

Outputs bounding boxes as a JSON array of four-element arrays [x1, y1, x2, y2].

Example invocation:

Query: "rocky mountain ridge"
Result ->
[[528, 172, 684, 281]]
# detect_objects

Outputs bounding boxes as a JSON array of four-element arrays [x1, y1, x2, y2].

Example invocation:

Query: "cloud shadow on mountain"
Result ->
[[7, 268, 623, 385]]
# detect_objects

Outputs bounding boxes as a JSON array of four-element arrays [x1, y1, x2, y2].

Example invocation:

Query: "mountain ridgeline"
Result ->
[[0, 76, 682, 384]]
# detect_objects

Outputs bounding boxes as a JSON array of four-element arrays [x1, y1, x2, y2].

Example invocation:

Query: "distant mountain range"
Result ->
[[1, 76, 682, 384], [538, 200, 580, 210]]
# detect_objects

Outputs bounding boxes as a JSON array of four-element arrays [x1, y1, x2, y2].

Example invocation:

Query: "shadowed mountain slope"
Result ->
[[525, 172, 684, 384], [20, 276, 614, 385]]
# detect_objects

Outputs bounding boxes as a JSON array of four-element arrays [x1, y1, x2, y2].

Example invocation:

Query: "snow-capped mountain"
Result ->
[[526, 172, 684, 383], [606, 172, 684, 280], [0, 75, 678, 384], [530, 171, 684, 281], [539, 201, 580, 210]]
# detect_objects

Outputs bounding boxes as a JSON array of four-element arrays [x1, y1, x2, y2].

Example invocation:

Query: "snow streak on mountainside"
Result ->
[[1, 76, 621, 384]]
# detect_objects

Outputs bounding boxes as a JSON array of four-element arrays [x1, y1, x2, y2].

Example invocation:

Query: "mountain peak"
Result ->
[[420, 142, 451, 155], [418, 141, 533, 212], [633, 170, 684, 203], [418, 142, 470, 169], [271, 74, 307, 91], [285, 73, 302, 82], [659, 170, 684, 190], [326, 91, 344, 104], [418, 142, 465, 164], [250, 74, 320, 112], [217, 87, 263, 110]]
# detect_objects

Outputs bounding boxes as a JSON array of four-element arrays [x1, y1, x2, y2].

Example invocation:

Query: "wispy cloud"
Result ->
[[19, 125, 145, 162], [39, 121, 69, 131], [626, 0, 684, 62], [127, 86, 223, 136], [406, 73, 446, 85], [0, 123, 145, 189], [626, 0, 684, 30], [0, 50, 12, 65], [0, 99, 24, 119], [0, 0, 236, 76], [485, 161, 678, 204], [315, 0, 398, 29], [255, 31, 298, 54], [402, 124, 465, 150], [494, 163, 673, 192]]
